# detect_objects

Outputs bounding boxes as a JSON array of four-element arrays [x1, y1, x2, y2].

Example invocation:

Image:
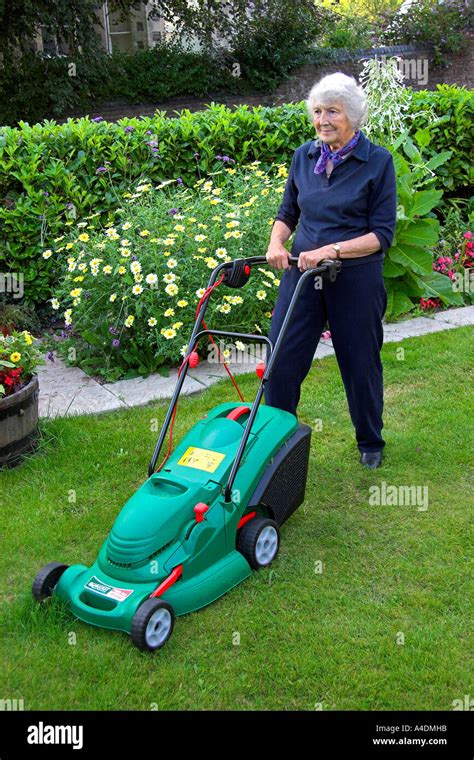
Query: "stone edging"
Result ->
[[37, 306, 474, 418]]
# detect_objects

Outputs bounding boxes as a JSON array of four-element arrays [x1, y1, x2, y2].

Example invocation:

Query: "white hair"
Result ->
[[306, 72, 368, 130]]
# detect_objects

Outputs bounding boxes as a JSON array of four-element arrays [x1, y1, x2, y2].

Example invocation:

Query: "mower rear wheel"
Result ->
[[32, 562, 69, 602], [237, 517, 280, 570], [131, 598, 174, 652]]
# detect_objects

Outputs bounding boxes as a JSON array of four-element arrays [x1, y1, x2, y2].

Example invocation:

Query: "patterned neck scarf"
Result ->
[[314, 130, 361, 175]]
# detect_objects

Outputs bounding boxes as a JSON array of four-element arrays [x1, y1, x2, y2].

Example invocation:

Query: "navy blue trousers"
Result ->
[[264, 259, 387, 453]]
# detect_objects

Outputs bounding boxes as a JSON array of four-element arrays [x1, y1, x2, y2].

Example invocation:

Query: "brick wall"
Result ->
[[273, 36, 474, 106], [61, 36, 474, 122]]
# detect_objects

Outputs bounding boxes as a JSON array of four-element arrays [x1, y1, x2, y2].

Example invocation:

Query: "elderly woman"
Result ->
[[265, 72, 397, 469]]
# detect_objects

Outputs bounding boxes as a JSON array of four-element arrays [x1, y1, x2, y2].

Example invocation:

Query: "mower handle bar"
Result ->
[[148, 256, 341, 500]]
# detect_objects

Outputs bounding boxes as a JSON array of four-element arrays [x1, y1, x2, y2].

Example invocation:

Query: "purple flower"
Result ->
[[92, 116, 103, 122], [131, 254, 138, 261], [215, 154, 223, 160], [112, 339, 120, 348], [108, 325, 119, 335], [96, 166, 108, 174], [65, 202, 74, 209], [176, 177, 183, 185], [83, 291, 92, 299], [168, 208, 178, 215], [193, 152, 200, 159], [124, 126, 134, 133], [47, 351, 54, 362], [146, 130, 152, 135], [146, 140, 158, 148], [43, 191, 49, 196]]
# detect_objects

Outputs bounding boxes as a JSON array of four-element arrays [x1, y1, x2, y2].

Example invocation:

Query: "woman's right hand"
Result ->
[[266, 243, 290, 270]]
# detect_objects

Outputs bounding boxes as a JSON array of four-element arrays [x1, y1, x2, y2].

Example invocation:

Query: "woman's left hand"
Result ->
[[298, 246, 335, 271]]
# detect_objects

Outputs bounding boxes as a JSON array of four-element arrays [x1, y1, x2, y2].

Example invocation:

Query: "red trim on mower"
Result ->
[[237, 511, 257, 530], [150, 564, 183, 599], [226, 406, 251, 421]]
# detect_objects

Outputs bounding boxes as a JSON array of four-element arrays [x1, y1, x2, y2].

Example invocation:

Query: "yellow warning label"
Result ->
[[177, 446, 226, 473]]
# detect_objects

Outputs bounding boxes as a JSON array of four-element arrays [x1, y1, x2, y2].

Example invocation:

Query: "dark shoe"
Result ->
[[360, 451, 382, 469]]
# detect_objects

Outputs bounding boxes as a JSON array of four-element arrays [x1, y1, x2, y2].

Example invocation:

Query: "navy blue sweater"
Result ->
[[275, 131, 397, 267]]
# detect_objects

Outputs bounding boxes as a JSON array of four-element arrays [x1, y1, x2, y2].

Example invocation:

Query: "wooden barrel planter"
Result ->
[[0, 375, 39, 468]]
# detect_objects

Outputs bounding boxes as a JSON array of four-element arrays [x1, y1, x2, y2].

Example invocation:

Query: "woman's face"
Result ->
[[312, 100, 355, 150]]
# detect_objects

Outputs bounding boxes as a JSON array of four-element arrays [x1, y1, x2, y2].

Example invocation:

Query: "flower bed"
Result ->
[[49, 163, 288, 381], [419, 229, 474, 312], [0, 330, 43, 398], [1, 86, 472, 304]]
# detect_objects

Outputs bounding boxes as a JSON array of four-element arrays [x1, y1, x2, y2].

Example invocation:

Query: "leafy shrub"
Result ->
[[93, 44, 241, 104], [378, 0, 473, 65], [0, 50, 114, 127], [409, 85, 474, 202], [226, 1, 335, 90], [383, 131, 464, 318], [319, 14, 376, 50]]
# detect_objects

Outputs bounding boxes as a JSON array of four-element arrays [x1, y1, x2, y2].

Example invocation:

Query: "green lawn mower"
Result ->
[[33, 256, 341, 651]]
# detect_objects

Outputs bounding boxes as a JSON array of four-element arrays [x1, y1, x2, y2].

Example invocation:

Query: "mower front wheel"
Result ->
[[237, 517, 280, 570], [131, 598, 175, 652], [32, 562, 69, 602]]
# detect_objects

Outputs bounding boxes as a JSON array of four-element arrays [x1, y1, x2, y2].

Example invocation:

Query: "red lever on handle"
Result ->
[[194, 503, 209, 523]]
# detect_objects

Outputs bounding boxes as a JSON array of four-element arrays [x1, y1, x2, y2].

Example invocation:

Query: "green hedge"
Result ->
[[0, 46, 246, 129], [0, 87, 472, 304], [410, 85, 474, 199]]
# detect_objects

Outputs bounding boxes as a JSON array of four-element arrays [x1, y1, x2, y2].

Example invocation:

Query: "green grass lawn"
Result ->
[[1, 327, 472, 711]]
